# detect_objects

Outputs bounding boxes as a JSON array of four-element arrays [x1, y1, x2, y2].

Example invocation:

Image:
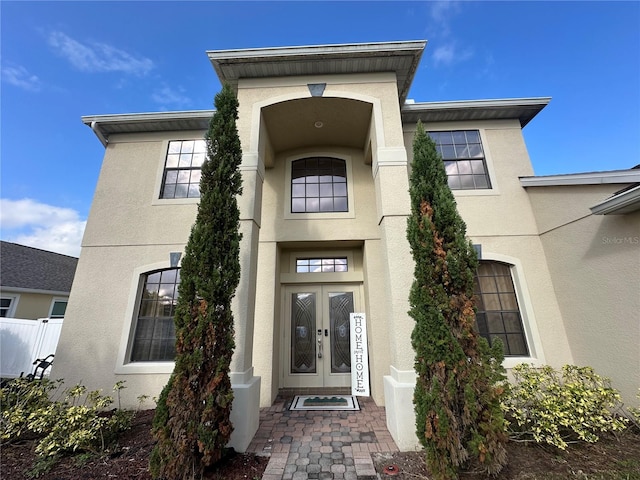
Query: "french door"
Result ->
[[282, 284, 361, 388]]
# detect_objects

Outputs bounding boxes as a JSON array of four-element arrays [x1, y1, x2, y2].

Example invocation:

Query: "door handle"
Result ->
[[317, 337, 323, 358]]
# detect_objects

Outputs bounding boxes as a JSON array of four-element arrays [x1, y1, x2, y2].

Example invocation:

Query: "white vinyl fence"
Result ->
[[0, 317, 63, 378]]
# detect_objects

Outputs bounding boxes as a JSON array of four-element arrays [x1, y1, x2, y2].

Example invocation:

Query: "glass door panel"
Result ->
[[291, 292, 317, 374], [282, 284, 361, 388], [329, 292, 353, 374]]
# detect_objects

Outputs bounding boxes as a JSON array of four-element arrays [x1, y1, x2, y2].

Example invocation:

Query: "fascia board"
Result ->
[[590, 184, 640, 215], [520, 170, 640, 187]]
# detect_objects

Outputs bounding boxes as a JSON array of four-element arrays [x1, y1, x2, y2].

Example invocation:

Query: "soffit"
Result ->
[[402, 98, 552, 127], [81, 111, 213, 137], [207, 41, 426, 105], [262, 97, 372, 153]]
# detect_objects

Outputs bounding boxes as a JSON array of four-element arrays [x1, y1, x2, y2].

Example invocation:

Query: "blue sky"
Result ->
[[1, 1, 639, 256]]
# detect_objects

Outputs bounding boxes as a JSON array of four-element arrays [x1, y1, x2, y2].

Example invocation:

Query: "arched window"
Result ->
[[474, 261, 528, 356], [291, 157, 348, 213], [130, 268, 179, 362]]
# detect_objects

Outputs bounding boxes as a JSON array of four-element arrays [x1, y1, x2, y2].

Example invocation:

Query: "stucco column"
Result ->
[[228, 152, 263, 452], [373, 146, 420, 451]]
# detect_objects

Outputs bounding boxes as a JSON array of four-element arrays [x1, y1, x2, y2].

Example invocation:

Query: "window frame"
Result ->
[[0, 294, 19, 318], [152, 138, 206, 206], [284, 153, 356, 220], [473, 253, 545, 369], [116, 261, 180, 374], [427, 129, 493, 191], [129, 268, 180, 363], [48, 298, 68, 319]]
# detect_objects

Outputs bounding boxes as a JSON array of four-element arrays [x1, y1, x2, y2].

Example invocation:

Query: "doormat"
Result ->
[[289, 395, 360, 411]]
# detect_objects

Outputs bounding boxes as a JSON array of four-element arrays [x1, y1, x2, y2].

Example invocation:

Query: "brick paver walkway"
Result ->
[[247, 395, 399, 480]]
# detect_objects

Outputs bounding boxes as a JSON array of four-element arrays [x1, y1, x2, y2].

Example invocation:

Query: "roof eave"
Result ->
[[81, 110, 215, 146], [520, 169, 640, 187], [402, 97, 552, 127], [207, 40, 427, 105], [590, 184, 640, 215]]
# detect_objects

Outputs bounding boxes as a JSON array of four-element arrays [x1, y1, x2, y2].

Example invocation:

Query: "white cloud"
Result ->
[[48, 31, 154, 76], [1, 65, 42, 91], [432, 42, 473, 67], [0, 199, 86, 257], [429, 0, 461, 35], [152, 84, 192, 110]]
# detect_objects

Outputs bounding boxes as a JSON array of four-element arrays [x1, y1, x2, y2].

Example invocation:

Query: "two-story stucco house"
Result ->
[[52, 41, 640, 452]]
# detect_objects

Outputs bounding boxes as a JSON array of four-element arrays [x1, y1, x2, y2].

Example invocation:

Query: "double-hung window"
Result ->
[[160, 140, 206, 199], [428, 130, 491, 190]]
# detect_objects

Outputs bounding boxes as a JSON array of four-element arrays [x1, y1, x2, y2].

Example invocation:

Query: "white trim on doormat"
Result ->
[[289, 395, 360, 411]]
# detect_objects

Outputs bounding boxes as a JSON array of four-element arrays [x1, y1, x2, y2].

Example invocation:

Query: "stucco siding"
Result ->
[[527, 185, 640, 404], [52, 245, 179, 408]]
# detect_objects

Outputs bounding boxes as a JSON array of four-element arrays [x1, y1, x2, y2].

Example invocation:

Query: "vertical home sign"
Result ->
[[350, 313, 370, 396]]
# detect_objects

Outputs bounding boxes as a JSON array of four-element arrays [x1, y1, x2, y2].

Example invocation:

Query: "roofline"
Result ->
[[207, 40, 426, 105], [520, 169, 640, 187], [206, 40, 428, 61], [81, 110, 215, 146], [590, 184, 640, 215], [0, 286, 72, 296], [402, 97, 551, 127], [81, 110, 215, 126], [404, 97, 552, 110]]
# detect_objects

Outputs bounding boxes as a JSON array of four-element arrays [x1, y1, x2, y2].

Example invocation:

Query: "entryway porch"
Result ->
[[246, 391, 399, 479]]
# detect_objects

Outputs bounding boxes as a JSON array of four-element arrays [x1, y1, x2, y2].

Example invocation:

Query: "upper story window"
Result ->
[[473, 261, 528, 356], [160, 140, 206, 199], [130, 268, 179, 362], [291, 157, 348, 213], [428, 130, 491, 190]]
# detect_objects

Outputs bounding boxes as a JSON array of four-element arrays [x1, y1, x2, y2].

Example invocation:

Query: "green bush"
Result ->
[[1, 378, 133, 457], [503, 364, 629, 449]]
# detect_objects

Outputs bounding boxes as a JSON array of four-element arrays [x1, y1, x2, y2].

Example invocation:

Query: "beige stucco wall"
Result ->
[[403, 119, 574, 371], [527, 184, 640, 404], [53, 132, 200, 407], [55, 70, 582, 417], [10, 291, 65, 320]]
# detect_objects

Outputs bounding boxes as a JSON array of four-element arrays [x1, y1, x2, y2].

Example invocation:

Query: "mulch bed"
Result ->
[[2, 408, 639, 479]]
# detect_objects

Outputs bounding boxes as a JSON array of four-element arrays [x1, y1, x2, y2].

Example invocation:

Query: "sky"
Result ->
[[1, 1, 639, 257]]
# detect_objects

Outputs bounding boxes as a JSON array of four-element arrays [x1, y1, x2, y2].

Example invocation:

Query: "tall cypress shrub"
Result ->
[[407, 122, 507, 479], [150, 84, 243, 480]]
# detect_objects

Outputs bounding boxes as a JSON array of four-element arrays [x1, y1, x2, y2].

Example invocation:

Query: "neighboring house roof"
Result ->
[[0, 241, 78, 294]]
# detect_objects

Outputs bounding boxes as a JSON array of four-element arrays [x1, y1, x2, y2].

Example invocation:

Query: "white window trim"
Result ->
[[48, 297, 69, 318], [479, 252, 545, 369], [284, 152, 356, 220], [151, 138, 204, 206], [0, 293, 20, 318], [115, 260, 179, 374]]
